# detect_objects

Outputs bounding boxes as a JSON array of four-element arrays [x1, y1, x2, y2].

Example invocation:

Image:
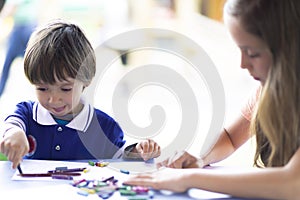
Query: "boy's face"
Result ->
[[34, 78, 86, 117]]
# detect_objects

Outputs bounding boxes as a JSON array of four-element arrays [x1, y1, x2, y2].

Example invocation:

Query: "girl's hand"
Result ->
[[157, 150, 202, 169], [123, 168, 190, 193], [0, 128, 29, 169], [135, 139, 161, 161]]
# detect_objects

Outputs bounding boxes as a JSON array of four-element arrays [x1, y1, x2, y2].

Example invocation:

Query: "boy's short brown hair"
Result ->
[[24, 19, 96, 85]]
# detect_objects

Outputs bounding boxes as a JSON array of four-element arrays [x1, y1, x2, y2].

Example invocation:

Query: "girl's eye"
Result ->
[[248, 53, 260, 58], [246, 50, 260, 58]]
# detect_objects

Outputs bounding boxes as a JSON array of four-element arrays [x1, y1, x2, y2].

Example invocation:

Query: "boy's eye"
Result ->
[[36, 87, 47, 91], [61, 88, 72, 92]]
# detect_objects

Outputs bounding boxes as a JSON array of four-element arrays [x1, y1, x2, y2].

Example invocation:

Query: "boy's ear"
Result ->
[[84, 81, 91, 87], [82, 81, 91, 91]]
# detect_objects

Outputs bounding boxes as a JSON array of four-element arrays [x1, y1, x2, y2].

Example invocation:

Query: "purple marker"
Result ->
[[52, 174, 73, 180]]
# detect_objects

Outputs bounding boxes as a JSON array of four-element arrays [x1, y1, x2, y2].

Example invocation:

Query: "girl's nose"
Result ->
[[240, 52, 251, 70]]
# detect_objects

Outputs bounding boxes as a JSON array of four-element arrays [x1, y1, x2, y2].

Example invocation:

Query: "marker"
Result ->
[[72, 179, 87, 186], [102, 176, 115, 182], [52, 174, 74, 180], [120, 169, 130, 174], [19, 172, 82, 177], [17, 164, 23, 174], [48, 167, 86, 173]]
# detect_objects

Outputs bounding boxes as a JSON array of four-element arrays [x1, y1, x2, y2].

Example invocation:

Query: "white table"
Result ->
[[0, 159, 263, 200]]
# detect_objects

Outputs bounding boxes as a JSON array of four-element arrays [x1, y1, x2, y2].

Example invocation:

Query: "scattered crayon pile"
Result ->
[[88, 160, 110, 167], [72, 177, 154, 199], [70, 160, 155, 199]]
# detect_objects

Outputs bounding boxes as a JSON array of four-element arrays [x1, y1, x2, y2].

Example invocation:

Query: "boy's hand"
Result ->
[[0, 128, 29, 169], [135, 139, 161, 161]]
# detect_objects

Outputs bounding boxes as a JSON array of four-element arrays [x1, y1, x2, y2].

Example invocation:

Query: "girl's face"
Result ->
[[34, 78, 86, 117], [224, 15, 273, 85]]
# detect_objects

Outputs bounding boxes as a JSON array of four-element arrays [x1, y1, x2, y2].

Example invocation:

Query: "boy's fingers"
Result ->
[[135, 142, 142, 152], [136, 139, 161, 160], [7, 151, 17, 169], [141, 140, 150, 153], [155, 145, 161, 157], [12, 160, 20, 169]]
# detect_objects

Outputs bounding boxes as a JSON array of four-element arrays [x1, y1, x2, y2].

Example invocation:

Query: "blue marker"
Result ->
[[120, 169, 130, 174]]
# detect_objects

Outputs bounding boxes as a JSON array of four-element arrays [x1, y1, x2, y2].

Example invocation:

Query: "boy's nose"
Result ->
[[48, 94, 61, 103]]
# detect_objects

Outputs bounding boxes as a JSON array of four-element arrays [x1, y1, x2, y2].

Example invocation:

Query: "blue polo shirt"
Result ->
[[4, 100, 126, 160]]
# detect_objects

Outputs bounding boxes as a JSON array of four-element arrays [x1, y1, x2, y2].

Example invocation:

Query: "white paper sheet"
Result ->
[[11, 159, 143, 182]]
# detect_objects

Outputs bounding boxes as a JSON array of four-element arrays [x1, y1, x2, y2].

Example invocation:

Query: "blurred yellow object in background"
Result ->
[[0, 17, 13, 42]]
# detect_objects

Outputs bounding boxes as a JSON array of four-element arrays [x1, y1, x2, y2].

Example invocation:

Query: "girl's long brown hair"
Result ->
[[224, 0, 300, 167]]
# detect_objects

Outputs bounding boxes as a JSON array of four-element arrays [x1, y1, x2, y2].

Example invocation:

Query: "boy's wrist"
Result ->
[[123, 143, 143, 159], [124, 143, 138, 152], [3, 126, 23, 138]]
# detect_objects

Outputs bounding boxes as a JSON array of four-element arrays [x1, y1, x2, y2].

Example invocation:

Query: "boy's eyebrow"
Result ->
[[36, 78, 75, 85], [60, 83, 74, 87], [34, 82, 74, 87], [34, 83, 46, 86]]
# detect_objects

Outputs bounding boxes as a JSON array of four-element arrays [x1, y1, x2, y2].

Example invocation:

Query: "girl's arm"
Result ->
[[187, 148, 300, 199], [124, 148, 300, 199], [202, 114, 251, 166], [158, 114, 251, 168]]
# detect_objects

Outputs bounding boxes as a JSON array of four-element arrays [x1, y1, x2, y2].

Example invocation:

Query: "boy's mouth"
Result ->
[[52, 106, 66, 113]]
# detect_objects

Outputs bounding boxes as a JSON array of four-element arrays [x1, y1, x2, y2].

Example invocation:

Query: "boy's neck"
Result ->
[[52, 113, 75, 121]]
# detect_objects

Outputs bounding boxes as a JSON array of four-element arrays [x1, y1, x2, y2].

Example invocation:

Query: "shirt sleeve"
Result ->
[[2, 101, 34, 137]]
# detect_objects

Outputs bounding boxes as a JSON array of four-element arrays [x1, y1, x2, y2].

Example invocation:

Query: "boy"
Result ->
[[0, 20, 161, 169]]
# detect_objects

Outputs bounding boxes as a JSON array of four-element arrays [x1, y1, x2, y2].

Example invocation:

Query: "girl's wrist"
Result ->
[[197, 157, 205, 168], [182, 170, 202, 190]]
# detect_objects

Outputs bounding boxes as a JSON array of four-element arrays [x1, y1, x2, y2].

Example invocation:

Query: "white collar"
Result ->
[[32, 99, 94, 132]]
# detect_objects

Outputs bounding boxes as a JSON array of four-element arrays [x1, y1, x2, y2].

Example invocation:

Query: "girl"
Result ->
[[124, 0, 300, 199]]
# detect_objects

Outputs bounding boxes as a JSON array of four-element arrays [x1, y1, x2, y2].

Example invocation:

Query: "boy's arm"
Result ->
[[0, 125, 29, 169]]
